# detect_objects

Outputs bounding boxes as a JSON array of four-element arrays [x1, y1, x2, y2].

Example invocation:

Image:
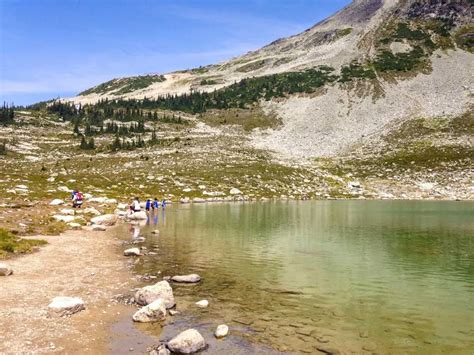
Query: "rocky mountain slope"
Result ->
[[70, 0, 473, 160]]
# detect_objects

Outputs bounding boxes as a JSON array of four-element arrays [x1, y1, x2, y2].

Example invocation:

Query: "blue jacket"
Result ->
[[145, 200, 151, 209]]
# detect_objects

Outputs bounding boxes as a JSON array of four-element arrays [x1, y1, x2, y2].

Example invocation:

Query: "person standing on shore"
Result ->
[[130, 197, 141, 213]]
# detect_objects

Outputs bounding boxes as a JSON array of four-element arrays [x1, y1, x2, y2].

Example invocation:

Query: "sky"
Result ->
[[0, 0, 351, 106]]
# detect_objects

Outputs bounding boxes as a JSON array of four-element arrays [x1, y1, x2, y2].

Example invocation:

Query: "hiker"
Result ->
[[130, 197, 141, 213], [161, 199, 166, 208], [145, 199, 152, 212], [72, 190, 84, 208], [152, 197, 159, 210]]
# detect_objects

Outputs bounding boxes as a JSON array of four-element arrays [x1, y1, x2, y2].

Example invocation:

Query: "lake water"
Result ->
[[125, 200, 474, 354]]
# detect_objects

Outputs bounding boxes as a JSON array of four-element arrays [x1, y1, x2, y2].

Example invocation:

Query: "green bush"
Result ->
[[0, 228, 47, 258]]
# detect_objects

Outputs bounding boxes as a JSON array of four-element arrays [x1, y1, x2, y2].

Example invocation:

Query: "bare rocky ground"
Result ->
[[0, 229, 132, 354]]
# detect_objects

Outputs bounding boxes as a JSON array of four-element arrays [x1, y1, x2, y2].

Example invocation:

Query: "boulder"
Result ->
[[90, 214, 117, 226], [230, 188, 242, 195], [124, 248, 140, 256], [48, 296, 85, 317], [50, 199, 65, 206], [134, 281, 175, 308], [214, 324, 229, 338], [180, 197, 190, 204], [59, 208, 75, 216], [127, 211, 148, 220], [84, 207, 101, 216], [117, 203, 128, 209], [52, 215, 75, 223], [172, 274, 201, 283], [152, 229, 160, 235], [195, 300, 209, 308], [0, 263, 13, 276], [192, 198, 206, 203], [167, 329, 206, 354], [92, 225, 107, 231], [57, 186, 70, 192], [132, 298, 167, 323], [68, 222, 82, 230], [150, 345, 170, 355]]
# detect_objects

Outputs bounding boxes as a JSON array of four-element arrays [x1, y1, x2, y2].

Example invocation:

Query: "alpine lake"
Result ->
[[114, 200, 474, 354]]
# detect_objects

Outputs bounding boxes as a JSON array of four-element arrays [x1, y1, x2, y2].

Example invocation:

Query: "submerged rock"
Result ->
[[124, 248, 141, 256], [0, 263, 13, 276], [167, 329, 206, 354], [48, 296, 85, 317], [132, 298, 166, 322], [134, 281, 175, 308], [214, 324, 229, 338], [195, 300, 209, 308], [171, 274, 201, 283], [90, 214, 117, 226]]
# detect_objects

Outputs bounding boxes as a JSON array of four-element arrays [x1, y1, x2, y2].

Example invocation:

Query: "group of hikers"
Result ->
[[70, 190, 166, 213], [130, 197, 166, 213]]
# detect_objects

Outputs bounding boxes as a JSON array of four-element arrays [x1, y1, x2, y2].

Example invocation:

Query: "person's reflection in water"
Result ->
[[153, 211, 158, 225], [161, 207, 166, 225], [132, 225, 140, 240]]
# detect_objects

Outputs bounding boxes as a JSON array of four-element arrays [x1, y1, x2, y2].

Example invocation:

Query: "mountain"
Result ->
[[71, 0, 473, 158]]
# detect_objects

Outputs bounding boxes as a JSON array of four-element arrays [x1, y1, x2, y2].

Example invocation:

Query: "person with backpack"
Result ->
[[72, 190, 84, 208], [152, 197, 159, 210], [130, 197, 141, 213], [145, 199, 152, 212]]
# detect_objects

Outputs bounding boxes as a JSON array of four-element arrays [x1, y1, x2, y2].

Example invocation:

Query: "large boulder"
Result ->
[[0, 263, 13, 276], [172, 274, 201, 283], [132, 298, 167, 322], [230, 188, 242, 195], [195, 300, 209, 308], [127, 211, 148, 220], [134, 281, 175, 308], [167, 329, 206, 354], [48, 296, 85, 317], [90, 214, 117, 226], [84, 207, 101, 216], [59, 208, 76, 216]]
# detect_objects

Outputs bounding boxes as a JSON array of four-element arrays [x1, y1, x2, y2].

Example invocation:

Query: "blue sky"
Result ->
[[0, 0, 350, 105]]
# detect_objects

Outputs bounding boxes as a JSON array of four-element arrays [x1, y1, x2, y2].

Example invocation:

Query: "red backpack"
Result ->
[[76, 192, 84, 201]]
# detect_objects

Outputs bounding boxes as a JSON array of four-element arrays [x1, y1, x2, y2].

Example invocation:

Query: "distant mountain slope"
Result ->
[[70, 0, 473, 158]]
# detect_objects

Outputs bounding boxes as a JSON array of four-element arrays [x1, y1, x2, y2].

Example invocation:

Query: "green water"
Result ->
[[127, 201, 474, 354]]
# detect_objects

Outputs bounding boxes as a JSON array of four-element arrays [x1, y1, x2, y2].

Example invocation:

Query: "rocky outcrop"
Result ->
[[52, 215, 75, 223], [0, 263, 13, 276], [49, 199, 64, 206], [134, 281, 175, 308], [167, 329, 206, 354], [90, 214, 117, 226], [172, 274, 201, 283], [48, 296, 85, 317], [132, 298, 167, 322]]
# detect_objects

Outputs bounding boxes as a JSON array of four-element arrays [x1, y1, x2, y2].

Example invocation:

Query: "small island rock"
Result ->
[[214, 324, 229, 338], [171, 274, 201, 283], [132, 298, 166, 322], [134, 280, 175, 308]]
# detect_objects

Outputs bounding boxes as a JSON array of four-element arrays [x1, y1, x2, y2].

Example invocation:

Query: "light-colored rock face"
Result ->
[[253, 50, 474, 158], [214, 324, 229, 338], [47, 296, 85, 317], [84, 207, 101, 216], [167, 329, 206, 354], [171, 274, 201, 283], [134, 281, 175, 308], [229, 188, 242, 195], [90, 214, 117, 226], [123, 248, 140, 256], [0, 263, 13, 276], [126, 211, 148, 220], [59, 208, 75, 216], [132, 298, 167, 322]]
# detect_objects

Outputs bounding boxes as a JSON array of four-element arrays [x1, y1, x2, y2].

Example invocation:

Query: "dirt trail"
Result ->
[[0, 228, 133, 354]]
